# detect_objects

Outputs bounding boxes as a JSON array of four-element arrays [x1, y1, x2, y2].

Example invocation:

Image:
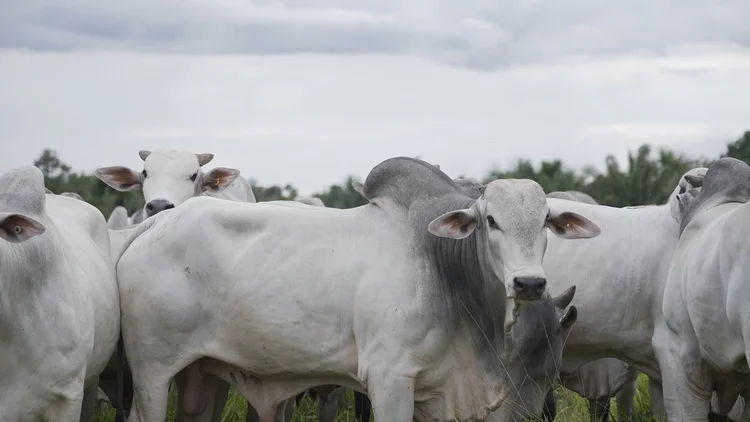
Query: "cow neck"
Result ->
[[419, 204, 512, 386]]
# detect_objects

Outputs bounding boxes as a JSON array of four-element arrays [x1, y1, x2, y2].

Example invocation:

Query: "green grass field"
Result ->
[[93, 374, 659, 422]]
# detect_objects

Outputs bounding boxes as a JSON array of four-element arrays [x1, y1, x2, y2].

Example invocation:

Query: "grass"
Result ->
[[93, 374, 659, 422]]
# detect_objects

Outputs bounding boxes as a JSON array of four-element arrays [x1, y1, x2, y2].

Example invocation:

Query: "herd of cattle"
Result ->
[[2, 148, 750, 422]]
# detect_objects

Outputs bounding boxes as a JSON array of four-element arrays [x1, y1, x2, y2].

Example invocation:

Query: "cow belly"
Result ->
[[118, 263, 362, 378]]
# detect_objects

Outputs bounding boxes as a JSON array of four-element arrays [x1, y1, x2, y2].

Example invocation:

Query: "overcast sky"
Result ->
[[1, 0, 749, 194]]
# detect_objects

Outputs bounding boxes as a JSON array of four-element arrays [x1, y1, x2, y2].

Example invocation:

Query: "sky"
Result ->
[[1, 0, 749, 195]]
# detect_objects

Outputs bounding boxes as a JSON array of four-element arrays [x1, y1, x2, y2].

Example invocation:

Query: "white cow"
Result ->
[[107, 206, 132, 230], [101, 196, 337, 422], [94, 149, 257, 422], [94, 149, 257, 220], [0, 166, 120, 421], [544, 168, 706, 418], [544, 190, 641, 422], [661, 157, 750, 421], [114, 157, 600, 422], [539, 169, 709, 422]]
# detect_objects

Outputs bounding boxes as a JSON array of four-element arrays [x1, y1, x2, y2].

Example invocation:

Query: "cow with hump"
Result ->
[[113, 156, 600, 422], [0, 166, 121, 421], [661, 157, 750, 421]]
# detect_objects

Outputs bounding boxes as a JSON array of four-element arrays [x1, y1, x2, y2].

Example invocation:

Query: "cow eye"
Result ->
[[190, 172, 198, 182], [486, 215, 497, 228], [142, 170, 148, 178], [544, 212, 550, 226]]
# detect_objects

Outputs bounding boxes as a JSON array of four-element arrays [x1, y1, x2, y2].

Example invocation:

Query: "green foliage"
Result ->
[[722, 130, 750, 164]]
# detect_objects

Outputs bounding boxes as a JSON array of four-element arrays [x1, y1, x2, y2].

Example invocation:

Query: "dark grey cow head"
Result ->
[[494, 286, 578, 421], [0, 166, 48, 244], [94, 149, 242, 219]]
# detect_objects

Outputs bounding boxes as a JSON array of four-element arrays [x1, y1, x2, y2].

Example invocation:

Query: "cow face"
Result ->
[[94, 149, 241, 219], [427, 179, 600, 302]]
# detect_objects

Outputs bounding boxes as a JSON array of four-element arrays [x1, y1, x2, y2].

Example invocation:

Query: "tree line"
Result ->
[[33, 130, 750, 217]]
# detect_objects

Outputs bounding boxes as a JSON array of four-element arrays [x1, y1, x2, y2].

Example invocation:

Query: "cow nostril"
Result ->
[[513, 277, 547, 292], [146, 203, 154, 211]]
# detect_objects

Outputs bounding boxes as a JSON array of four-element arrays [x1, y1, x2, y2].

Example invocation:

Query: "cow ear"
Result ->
[[196, 153, 214, 167], [202, 167, 240, 192], [547, 208, 600, 240], [0, 214, 46, 243], [552, 285, 576, 310], [94, 167, 143, 192], [352, 181, 365, 195], [559, 306, 578, 331], [428, 209, 478, 239]]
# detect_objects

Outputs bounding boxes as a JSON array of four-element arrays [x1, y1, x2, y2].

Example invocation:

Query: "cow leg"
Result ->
[[649, 378, 667, 422], [318, 386, 346, 422], [282, 398, 295, 422], [245, 401, 260, 422], [368, 375, 415, 422], [614, 369, 639, 421], [672, 359, 712, 421], [126, 372, 171, 422], [295, 391, 306, 406], [541, 389, 556, 422], [79, 380, 99, 422], [354, 391, 372, 422], [588, 397, 610, 422]]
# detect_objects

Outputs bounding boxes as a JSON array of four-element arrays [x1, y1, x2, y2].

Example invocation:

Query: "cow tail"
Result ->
[[114, 335, 125, 422]]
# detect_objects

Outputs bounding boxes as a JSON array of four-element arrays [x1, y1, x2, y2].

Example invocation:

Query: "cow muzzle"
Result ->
[[145, 199, 175, 217], [512, 276, 547, 301]]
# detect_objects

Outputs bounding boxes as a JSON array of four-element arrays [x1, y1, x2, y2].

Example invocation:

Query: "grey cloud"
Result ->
[[0, 0, 748, 69]]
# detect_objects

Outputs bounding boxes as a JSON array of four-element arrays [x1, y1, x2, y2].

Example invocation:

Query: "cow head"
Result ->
[[492, 286, 578, 421], [94, 149, 241, 218], [668, 167, 707, 223], [427, 179, 600, 302]]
